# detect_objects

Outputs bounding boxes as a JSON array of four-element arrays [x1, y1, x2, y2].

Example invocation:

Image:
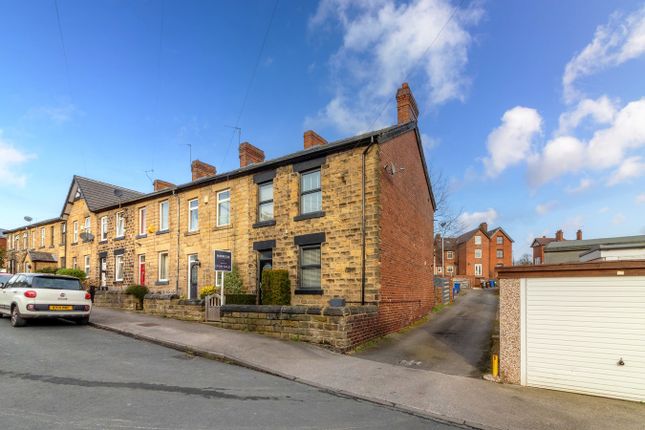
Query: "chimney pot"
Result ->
[[480, 222, 488, 232], [191, 160, 216, 181], [555, 229, 564, 241], [576, 229, 582, 240], [304, 130, 327, 149], [239, 142, 265, 168], [153, 179, 175, 192], [396, 82, 419, 124]]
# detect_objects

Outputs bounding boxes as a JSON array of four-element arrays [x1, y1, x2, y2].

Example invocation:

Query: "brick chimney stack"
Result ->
[[153, 179, 175, 191], [396, 82, 419, 124], [191, 160, 216, 181], [555, 229, 564, 241], [304, 130, 327, 149], [576, 229, 583, 240], [239, 142, 265, 168], [480, 222, 488, 232]]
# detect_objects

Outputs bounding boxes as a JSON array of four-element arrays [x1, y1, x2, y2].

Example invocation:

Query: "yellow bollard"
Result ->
[[491, 353, 499, 378]]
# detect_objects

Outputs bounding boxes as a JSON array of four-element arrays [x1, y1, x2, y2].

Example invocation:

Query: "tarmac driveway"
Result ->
[[355, 288, 499, 377]]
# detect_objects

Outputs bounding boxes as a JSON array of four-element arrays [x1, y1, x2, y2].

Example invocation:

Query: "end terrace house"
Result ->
[[5, 83, 437, 339]]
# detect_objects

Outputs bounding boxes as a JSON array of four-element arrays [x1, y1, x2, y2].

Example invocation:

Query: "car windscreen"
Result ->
[[31, 277, 83, 290], [0, 274, 12, 283]]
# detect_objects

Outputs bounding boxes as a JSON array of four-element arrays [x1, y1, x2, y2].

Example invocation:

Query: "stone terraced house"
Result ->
[[4, 83, 437, 344]]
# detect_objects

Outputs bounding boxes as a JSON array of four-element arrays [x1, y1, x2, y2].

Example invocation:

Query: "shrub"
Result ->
[[261, 269, 290, 305], [36, 267, 58, 274], [199, 285, 218, 300], [125, 284, 149, 302], [56, 268, 87, 281], [225, 294, 257, 305], [224, 265, 244, 295]]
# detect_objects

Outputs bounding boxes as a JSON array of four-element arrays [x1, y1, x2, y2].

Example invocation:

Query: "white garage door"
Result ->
[[523, 277, 645, 402]]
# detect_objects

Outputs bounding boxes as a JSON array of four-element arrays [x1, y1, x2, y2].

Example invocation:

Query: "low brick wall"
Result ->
[[215, 304, 378, 351], [144, 294, 204, 322], [93, 291, 140, 311]]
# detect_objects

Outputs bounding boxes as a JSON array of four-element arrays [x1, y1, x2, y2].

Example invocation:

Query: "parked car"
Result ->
[[0, 273, 12, 287], [0, 273, 92, 327]]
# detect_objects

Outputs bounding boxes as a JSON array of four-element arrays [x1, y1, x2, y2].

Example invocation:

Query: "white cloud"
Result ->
[[307, 0, 483, 134], [608, 156, 645, 185], [535, 201, 557, 215], [562, 5, 645, 103], [556, 96, 617, 135], [483, 106, 542, 177], [566, 178, 593, 193], [637, 193, 645, 204], [458, 208, 498, 229], [613, 213, 626, 225], [26, 102, 77, 124], [0, 131, 35, 187], [528, 135, 586, 187], [421, 133, 440, 151], [598, 206, 610, 213]]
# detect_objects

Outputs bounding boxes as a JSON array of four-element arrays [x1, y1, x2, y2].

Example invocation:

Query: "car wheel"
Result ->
[[10, 307, 26, 327], [76, 316, 90, 325]]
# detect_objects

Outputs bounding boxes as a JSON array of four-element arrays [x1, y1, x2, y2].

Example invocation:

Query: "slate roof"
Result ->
[[3, 217, 63, 234], [456, 226, 488, 245], [28, 250, 58, 263], [74, 176, 144, 212], [545, 235, 645, 252], [532, 237, 556, 247], [487, 227, 514, 242]]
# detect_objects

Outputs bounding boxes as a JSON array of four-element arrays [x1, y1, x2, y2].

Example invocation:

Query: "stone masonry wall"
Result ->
[[499, 278, 521, 384]]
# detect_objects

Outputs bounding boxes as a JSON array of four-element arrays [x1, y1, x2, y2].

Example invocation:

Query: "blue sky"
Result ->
[[1, 0, 644, 257]]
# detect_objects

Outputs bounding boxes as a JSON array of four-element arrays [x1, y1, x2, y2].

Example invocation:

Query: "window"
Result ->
[[138, 207, 147, 235], [73, 221, 79, 243], [115, 255, 124, 282], [446, 251, 454, 259], [300, 169, 322, 214], [217, 190, 230, 226], [23, 233, 28, 249], [84, 255, 91, 276], [158, 252, 169, 282], [32, 231, 36, 249], [474, 235, 482, 245], [475, 249, 482, 259], [299, 245, 321, 290], [61, 223, 66, 246], [474, 263, 483, 276], [115, 212, 125, 238], [159, 200, 169, 231], [436, 267, 442, 273], [40, 228, 45, 247], [497, 236, 503, 245], [534, 257, 541, 265], [257, 182, 274, 222], [447, 266, 454, 274], [497, 250, 504, 258], [50, 226, 55, 247], [84, 216, 91, 233], [72, 257, 78, 270], [188, 199, 199, 232], [100, 216, 108, 241]]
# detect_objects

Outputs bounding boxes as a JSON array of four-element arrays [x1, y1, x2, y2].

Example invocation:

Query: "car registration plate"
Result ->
[[49, 305, 73, 311]]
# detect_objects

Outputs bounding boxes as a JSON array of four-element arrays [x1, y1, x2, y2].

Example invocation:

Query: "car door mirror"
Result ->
[[0, 282, 4, 288]]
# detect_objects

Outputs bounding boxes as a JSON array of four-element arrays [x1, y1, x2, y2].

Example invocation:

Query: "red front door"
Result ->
[[139, 255, 146, 285]]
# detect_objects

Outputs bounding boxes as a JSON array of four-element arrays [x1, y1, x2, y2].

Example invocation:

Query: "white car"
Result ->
[[0, 273, 92, 327]]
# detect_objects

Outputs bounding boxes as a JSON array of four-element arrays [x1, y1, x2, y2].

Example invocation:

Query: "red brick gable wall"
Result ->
[[489, 231, 513, 276], [377, 129, 435, 335], [457, 232, 490, 279]]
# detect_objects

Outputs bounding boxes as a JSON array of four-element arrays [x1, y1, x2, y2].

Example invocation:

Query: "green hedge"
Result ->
[[225, 294, 257, 305], [56, 268, 87, 281], [35, 267, 58, 274], [125, 284, 149, 302], [261, 269, 291, 305]]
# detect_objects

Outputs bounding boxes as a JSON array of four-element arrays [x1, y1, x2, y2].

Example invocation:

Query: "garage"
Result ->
[[499, 262, 645, 402]]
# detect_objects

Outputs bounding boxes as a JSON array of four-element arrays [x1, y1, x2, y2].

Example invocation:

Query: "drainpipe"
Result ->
[[174, 189, 181, 296], [361, 136, 377, 305]]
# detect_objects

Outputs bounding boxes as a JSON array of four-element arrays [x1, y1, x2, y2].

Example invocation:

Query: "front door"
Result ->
[[138, 255, 146, 285], [257, 249, 273, 303], [100, 258, 107, 288], [188, 254, 198, 300]]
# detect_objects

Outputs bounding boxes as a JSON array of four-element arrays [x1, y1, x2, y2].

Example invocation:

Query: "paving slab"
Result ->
[[90, 307, 645, 430]]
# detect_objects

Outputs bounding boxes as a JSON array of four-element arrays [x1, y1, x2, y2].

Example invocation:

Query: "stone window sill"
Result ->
[[294, 289, 324, 295], [253, 220, 276, 229], [99, 240, 108, 245], [114, 236, 125, 241], [184, 230, 200, 237], [213, 224, 232, 231], [136, 234, 148, 239], [156, 230, 170, 236], [155, 280, 169, 286], [294, 211, 325, 222]]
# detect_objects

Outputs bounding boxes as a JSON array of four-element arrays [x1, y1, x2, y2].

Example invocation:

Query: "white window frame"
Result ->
[[73, 221, 79, 243], [40, 227, 46, 247], [159, 200, 169, 231], [188, 198, 199, 232], [84, 255, 91, 276], [23, 233, 27, 249], [474, 235, 482, 245], [138, 207, 147, 236], [447, 265, 454, 274], [474, 263, 483, 276], [475, 249, 482, 259], [217, 189, 231, 227], [100, 216, 108, 241], [497, 236, 503, 245], [72, 257, 78, 270], [497, 250, 504, 258], [300, 169, 322, 214], [84, 216, 91, 233], [257, 181, 274, 222], [115, 211, 125, 238], [115, 254, 124, 282], [158, 252, 169, 282], [446, 251, 454, 259]]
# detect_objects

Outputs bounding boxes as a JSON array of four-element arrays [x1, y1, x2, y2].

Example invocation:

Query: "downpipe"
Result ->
[[361, 136, 377, 306]]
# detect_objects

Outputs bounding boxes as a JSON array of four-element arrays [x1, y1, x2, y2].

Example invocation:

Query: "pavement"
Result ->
[[0, 318, 457, 430], [89, 307, 645, 430], [356, 289, 498, 377]]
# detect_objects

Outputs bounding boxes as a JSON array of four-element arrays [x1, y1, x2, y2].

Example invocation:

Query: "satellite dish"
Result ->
[[114, 189, 124, 198], [80, 232, 95, 242], [24, 216, 33, 223]]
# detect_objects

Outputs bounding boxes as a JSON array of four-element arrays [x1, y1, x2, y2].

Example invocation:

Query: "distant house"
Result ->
[[545, 234, 645, 264], [530, 229, 581, 264], [0, 228, 6, 271]]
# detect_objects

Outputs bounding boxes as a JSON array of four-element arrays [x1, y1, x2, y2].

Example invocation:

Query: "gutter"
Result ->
[[361, 135, 377, 305]]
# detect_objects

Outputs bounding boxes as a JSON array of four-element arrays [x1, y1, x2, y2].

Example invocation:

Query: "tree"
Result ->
[[515, 254, 533, 266], [430, 166, 465, 238]]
